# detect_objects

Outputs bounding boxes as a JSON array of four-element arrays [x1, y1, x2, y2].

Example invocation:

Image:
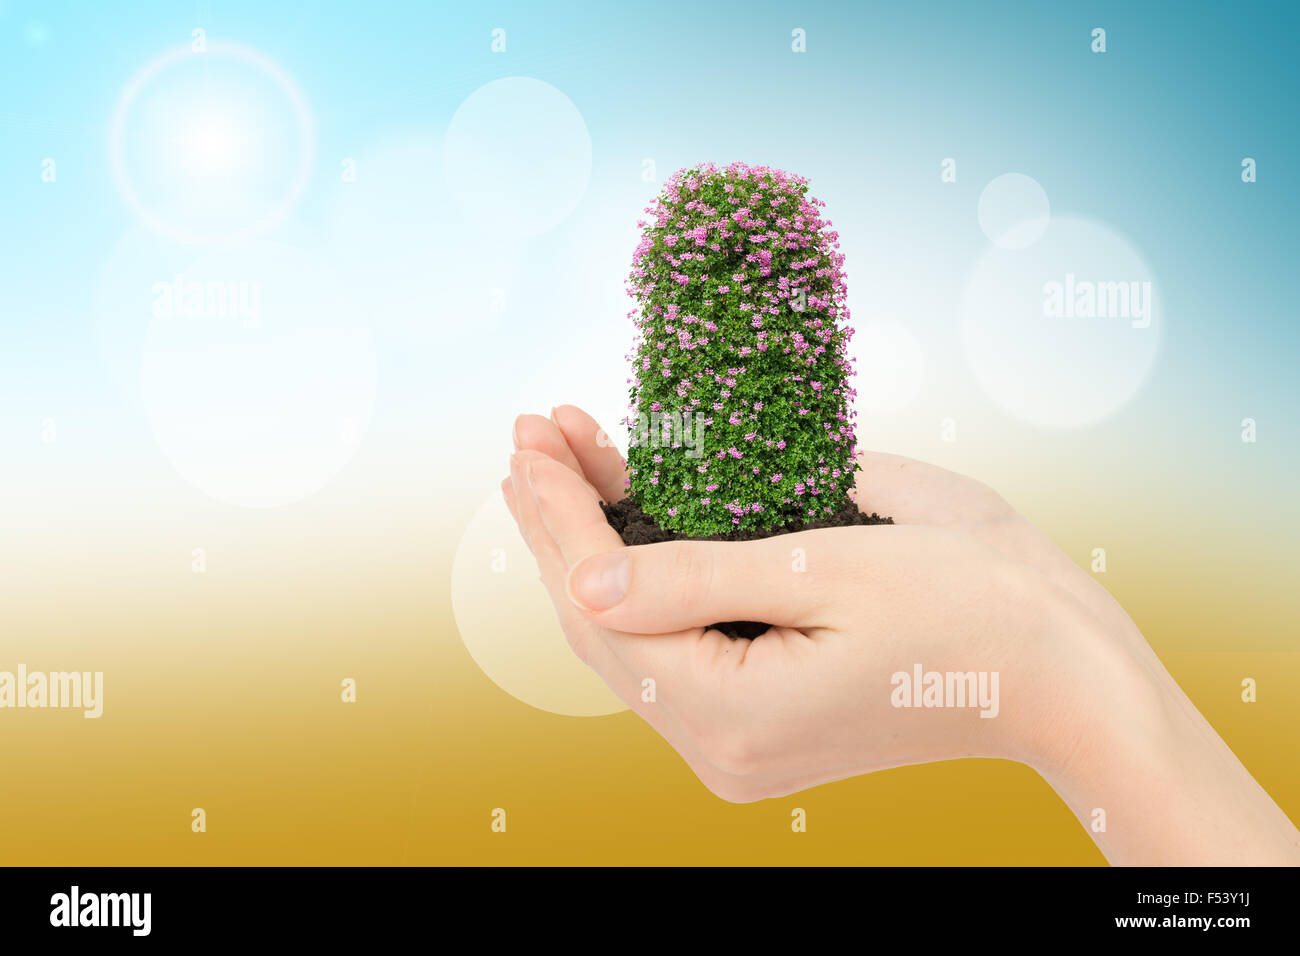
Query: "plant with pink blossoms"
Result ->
[[625, 162, 858, 535]]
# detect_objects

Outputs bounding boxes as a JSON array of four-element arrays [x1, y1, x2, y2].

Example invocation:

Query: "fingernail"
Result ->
[[524, 461, 537, 491], [512, 417, 522, 450], [550, 406, 560, 425], [568, 552, 630, 611]]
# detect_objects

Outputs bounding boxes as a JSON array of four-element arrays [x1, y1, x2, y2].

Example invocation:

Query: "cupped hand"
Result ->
[[503, 406, 1136, 802], [502, 406, 1300, 865]]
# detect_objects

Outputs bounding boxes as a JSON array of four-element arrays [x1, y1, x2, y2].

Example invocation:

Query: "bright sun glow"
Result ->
[[109, 41, 316, 243], [177, 112, 246, 175]]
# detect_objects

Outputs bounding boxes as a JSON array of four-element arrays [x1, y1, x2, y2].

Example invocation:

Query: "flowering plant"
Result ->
[[624, 162, 859, 536]]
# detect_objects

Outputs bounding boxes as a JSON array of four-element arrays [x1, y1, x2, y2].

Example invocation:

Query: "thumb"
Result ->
[[565, 537, 837, 634]]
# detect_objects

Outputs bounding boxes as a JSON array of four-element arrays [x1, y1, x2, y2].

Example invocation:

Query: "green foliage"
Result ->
[[625, 162, 859, 536]]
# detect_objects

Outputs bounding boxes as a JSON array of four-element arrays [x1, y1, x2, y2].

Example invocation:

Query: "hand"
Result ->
[[505, 405, 1300, 865], [505, 407, 1120, 796]]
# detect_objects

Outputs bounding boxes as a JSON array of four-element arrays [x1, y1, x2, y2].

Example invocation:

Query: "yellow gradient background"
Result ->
[[3, 438, 1296, 865]]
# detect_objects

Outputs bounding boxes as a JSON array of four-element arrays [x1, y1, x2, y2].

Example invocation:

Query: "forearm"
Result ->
[[1032, 612, 1300, 866]]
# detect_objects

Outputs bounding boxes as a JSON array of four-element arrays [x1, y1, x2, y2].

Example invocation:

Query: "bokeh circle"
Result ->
[[977, 173, 1050, 250], [140, 240, 376, 507], [108, 42, 315, 245], [960, 217, 1161, 428], [451, 492, 626, 717], [443, 77, 592, 239]]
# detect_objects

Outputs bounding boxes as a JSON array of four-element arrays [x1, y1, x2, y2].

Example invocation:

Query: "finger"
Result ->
[[523, 456, 730, 676], [523, 454, 623, 556], [509, 450, 565, 564], [525, 454, 845, 631], [514, 413, 585, 475], [510, 459, 730, 776], [568, 532, 850, 633], [520, 456, 839, 794], [551, 404, 630, 505], [501, 476, 518, 523], [509, 452, 630, 679]]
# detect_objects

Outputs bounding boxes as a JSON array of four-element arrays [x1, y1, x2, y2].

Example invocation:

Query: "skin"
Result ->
[[504, 404, 1300, 866]]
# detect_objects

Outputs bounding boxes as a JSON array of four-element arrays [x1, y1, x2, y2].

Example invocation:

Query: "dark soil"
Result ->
[[601, 498, 892, 640]]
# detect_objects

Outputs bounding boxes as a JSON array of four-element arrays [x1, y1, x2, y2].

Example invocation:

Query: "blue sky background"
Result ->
[[1, 0, 1297, 558]]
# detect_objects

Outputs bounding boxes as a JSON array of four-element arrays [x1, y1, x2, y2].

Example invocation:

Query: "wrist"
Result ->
[[1017, 586, 1300, 864], [1014, 578, 1172, 785]]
